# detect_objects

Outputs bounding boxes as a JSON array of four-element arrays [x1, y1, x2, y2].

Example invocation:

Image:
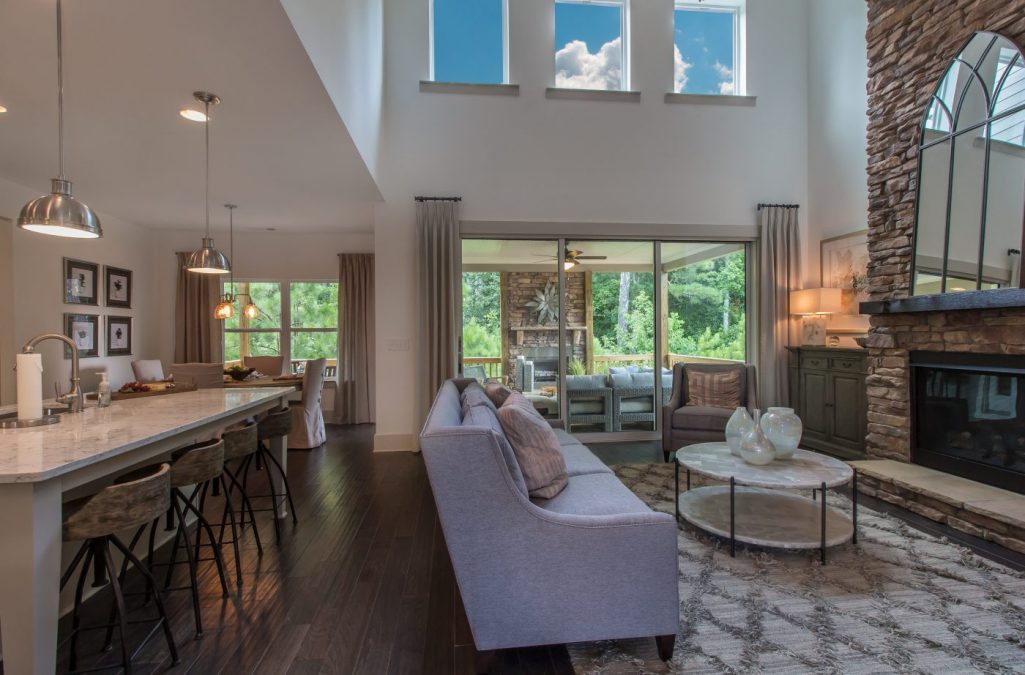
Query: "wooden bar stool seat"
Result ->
[[240, 408, 298, 543], [60, 463, 178, 673]]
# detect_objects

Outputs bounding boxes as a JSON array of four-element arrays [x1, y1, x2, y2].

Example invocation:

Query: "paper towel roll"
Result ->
[[16, 353, 43, 421]]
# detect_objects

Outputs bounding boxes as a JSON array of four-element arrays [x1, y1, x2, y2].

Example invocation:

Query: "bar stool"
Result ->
[[215, 422, 263, 584], [241, 407, 298, 542], [146, 438, 231, 638], [60, 463, 178, 672]]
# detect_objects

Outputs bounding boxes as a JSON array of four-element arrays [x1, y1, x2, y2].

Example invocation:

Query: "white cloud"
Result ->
[[714, 61, 735, 94], [555, 37, 623, 90], [674, 45, 692, 93]]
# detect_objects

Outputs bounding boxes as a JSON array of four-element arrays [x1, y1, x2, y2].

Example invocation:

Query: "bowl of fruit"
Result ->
[[224, 365, 256, 382], [119, 381, 152, 394]]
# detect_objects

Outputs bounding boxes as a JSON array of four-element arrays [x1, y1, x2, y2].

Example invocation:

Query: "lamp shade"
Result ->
[[18, 179, 102, 239], [186, 237, 231, 274], [790, 288, 843, 315]]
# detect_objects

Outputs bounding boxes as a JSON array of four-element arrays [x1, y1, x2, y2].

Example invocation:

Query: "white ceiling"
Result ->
[[0, 0, 381, 233]]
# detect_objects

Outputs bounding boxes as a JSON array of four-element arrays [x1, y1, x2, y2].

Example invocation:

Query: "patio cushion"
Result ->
[[560, 443, 613, 477], [570, 400, 604, 415], [497, 393, 568, 499], [611, 372, 654, 388], [609, 366, 639, 375], [567, 374, 607, 390], [672, 405, 732, 432], [620, 399, 654, 413], [531, 472, 649, 516], [462, 404, 528, 496]]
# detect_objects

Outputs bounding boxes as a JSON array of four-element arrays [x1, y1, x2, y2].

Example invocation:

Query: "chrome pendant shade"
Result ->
[[186, 91, 230, 275], [18, 0, 102, 239]]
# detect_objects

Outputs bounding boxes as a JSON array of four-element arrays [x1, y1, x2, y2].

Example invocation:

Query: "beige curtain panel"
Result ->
[[174, 252, 221, 363], [416, 199, 461, 422], [335, 253, 376, 425], [757, 205, 801, 408]]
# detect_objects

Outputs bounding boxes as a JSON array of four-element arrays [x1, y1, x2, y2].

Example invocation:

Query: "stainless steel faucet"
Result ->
[[22, 333, 84, 413]]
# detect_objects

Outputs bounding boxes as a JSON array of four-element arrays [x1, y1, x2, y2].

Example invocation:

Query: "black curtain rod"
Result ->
[[414, 196, 462, 202], [757, 203, 799, 210]]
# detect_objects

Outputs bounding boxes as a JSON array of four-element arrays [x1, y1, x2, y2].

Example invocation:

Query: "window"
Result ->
[[430, 0, 507, 84], [674, 2, 743, 95], [223, 280, 338, 373], [554, 0, 627, 91]]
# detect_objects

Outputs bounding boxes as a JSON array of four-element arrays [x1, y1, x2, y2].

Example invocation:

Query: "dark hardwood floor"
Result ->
[[50, 429, 1025, 674], [53, 425, 573, 674]]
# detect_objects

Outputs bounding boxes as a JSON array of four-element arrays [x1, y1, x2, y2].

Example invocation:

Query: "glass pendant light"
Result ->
[[18, 0, 102, 239], [186, 92, 231, 274], [214, 204, 238, 319]]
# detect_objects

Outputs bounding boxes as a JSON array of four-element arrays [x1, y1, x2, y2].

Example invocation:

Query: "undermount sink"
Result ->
[[0, 406, 70, 428]]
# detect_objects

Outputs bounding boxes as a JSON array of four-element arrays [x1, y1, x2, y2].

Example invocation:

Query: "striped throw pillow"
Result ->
[[496, 392, 568, 499], [686, 368, 743, 409]]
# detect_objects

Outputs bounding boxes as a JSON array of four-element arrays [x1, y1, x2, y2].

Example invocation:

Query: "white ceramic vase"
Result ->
[[739, 409, 776, 466], [725, 407, 753, 457], [760, 407, 803, 460]]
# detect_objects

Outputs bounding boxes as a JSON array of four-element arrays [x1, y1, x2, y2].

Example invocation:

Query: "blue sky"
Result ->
[[432, 0, 736, 94]]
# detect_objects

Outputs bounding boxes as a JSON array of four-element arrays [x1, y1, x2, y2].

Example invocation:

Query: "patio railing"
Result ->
[[464, 353, 741, 379]]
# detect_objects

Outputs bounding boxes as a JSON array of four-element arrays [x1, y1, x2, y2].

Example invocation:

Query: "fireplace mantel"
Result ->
[[860, 288, 1025, 315]]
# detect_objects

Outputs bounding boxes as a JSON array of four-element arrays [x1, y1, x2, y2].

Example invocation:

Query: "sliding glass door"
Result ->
[[460, 236, 751, 441]]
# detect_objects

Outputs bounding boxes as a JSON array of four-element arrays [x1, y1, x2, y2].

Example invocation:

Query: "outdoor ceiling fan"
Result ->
[[533, 248, 608, 270]]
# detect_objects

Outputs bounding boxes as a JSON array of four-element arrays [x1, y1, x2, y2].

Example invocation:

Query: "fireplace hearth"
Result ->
[[911, 352, 1025, 494]]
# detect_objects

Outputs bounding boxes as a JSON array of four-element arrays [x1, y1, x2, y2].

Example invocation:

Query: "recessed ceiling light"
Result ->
[[266, 227, 277, 231], [0, 105, 7, 114], [179, 108, 208, 122]]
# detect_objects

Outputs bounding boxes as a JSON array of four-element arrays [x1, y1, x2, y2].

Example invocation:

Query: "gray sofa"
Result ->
[[420, 379, 679, 672], [661, 362, 758, 462], [566, 374, 613, 431]]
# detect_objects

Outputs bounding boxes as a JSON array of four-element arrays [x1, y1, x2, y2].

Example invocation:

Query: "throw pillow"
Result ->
[[497, 393, 568, 499], [687, 368, 743, 409], [484, 382, 512, 407]]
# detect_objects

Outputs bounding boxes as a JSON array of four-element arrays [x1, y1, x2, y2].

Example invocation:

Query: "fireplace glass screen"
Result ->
[[913, 355, 1025, 492]]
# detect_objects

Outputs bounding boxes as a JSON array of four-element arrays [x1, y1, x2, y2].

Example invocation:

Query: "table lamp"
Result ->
[[790, 288, 842, 346]]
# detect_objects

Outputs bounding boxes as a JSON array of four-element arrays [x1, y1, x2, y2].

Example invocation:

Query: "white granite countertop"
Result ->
[[676, 442, 853, 489], [0, 388, 293, 483]]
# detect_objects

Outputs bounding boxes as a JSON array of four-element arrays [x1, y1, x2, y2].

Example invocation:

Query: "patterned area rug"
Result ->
[[568, 463, 1025, 674]]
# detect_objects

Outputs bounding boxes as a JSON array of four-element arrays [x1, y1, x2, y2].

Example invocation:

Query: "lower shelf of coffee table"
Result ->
[[677, 485, 853, 550]]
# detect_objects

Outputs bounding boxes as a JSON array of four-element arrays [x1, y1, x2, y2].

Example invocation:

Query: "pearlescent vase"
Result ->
[[725, 407, 753, 457], [740, 409, 776, 466], [760, 407, 803, 460]]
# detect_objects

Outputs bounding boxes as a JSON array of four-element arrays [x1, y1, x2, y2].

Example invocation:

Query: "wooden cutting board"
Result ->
[[88, 383, 198, 401]]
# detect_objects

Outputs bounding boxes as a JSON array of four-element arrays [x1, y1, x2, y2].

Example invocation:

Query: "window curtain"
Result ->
[[416, 200, 461, 422], [335, 253, 376, 424], [174, 252, 222, 363], [757, 205, 801, 408]]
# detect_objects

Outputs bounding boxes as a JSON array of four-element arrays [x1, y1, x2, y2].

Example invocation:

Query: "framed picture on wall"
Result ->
[[821, 230, 871, 334], [105, 316, 133, 356], [105, 266, 133, 308], [63, 258, 99, 305], [63, 313, 100, 359]]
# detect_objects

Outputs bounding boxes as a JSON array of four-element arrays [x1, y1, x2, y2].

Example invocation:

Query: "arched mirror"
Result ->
[[912, 31, 1025, 296]]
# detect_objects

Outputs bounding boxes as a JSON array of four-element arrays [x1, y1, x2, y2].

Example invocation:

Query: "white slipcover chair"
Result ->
[[131, 359, 166, 383], [289, 358, 327, 449], [243, 355, 285, 377], [169, 362, 225, 389]]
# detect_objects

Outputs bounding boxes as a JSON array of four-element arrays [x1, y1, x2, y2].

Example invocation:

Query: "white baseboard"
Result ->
[[374, 432, 419, 452]]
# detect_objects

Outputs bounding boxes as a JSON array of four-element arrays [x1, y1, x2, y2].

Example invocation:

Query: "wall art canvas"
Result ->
[[106, 316, 132, 356], [821, 230, 871, 334], [63, 313, 99, 358], [63, 258, 99, 305], [105, 266, 133, 308]]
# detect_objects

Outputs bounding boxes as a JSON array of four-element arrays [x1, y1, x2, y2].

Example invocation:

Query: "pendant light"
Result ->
[[186, 91, 231, 274], [214, 204, 237, 320], [18, 0, 102, 239]]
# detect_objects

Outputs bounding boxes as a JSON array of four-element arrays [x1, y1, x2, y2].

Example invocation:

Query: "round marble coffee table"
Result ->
[[674, 442, 857, 563]]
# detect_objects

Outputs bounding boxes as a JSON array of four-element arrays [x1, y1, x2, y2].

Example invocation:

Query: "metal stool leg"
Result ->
[[262, 444, 298, 525], [67, 545, 94, 671], [171, 497, 204, 638], [109, 534, 180, 665], [181, 483, 231, 598], [100, 539, 132, 673]]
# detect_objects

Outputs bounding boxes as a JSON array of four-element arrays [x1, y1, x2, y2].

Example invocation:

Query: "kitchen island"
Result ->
[[0, 386, 294, 674]]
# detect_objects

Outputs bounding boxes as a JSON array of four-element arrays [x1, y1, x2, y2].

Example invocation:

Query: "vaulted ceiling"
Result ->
[[0, 0, 381, 232]]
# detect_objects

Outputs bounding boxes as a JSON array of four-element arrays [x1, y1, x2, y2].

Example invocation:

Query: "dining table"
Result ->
[[0, 386, 295, 673]]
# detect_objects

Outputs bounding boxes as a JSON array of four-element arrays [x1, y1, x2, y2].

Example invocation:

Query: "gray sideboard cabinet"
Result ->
[[787, 347, 868, 460]]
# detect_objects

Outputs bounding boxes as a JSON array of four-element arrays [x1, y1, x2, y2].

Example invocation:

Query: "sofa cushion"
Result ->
[[612, 372, 654, 389], [672, 405, 732, 432], [462, 405, 529, 496], [686, 367, 743, 408], [620, 399, 654, 413], [497, 393, 568, 499], [567, 374, 607, 390], [560, 442, 613, 477], [552, 428, 579, 446], [484, 382, 512, 408], [461, 381, 496, 414], [532, 472, 649, 516], [569, 400, 605, 415]]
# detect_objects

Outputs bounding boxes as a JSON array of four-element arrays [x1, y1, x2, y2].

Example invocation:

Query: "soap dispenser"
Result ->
[[97, 372, 112, 408]]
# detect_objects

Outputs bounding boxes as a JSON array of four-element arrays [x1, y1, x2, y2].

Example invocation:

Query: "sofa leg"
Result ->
[[655, 634, 676, 662], [474, 648, 497, 674]]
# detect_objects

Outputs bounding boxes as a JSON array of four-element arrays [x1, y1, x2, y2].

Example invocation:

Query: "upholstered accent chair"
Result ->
[[131, 359, 166, 383], [565, 374, 613, 432], [661, 362, 757, 462], [243, 355, 285, 377], [289, 358, 327, 449], [169, 362, 225, 389]]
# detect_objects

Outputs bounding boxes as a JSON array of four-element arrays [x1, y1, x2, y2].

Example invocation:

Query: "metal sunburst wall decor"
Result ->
[[526, 281, 559, 325]]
